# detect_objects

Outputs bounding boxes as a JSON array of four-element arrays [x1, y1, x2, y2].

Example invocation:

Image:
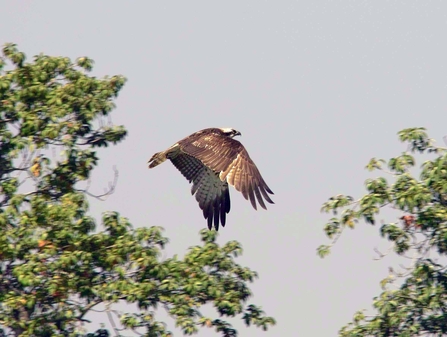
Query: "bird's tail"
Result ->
[[148, 151, 167, 168]]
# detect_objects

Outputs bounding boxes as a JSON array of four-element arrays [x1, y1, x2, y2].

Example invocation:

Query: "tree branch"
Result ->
[[76, 166, 119, 201]]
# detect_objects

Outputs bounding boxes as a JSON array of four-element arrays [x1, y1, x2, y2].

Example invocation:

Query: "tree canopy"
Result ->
[[320, 127, 447, 336], [0, 44, 275, 337]]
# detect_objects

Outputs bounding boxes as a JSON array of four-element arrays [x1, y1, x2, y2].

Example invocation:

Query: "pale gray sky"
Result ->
[[2, 1, 447, 336]]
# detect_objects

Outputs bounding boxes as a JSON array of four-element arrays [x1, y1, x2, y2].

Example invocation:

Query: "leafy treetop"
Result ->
[[320, 127, 447, 336]]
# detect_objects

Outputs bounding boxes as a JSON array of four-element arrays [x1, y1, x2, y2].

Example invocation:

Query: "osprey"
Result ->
[[148, 127, 274, 230]]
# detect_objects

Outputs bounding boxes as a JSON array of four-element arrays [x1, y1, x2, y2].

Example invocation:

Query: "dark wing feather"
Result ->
[[169, 152, 230, 230], [168, 151, 203, 183], [178, 132, 274, 211]]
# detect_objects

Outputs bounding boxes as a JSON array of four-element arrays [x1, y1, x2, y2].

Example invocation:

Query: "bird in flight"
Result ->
[[148, 127, 274, 230]]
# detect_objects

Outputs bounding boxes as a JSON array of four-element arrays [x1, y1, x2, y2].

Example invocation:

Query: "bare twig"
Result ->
[[106, 302, 121, 337], [76, 166, 119, 201], [77, 300, 103, 320], [373, 246, 393, 261]]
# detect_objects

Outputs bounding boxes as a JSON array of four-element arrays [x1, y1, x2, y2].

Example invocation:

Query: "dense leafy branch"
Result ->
[[319, 127, 447, 336]]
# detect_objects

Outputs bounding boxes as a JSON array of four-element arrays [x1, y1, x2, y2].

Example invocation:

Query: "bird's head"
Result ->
[[220, 127, 242, 138]]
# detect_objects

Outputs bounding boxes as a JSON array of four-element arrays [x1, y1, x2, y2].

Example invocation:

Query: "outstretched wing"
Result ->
[[178, 133, 274, 210], [168, 152, 230, 230]]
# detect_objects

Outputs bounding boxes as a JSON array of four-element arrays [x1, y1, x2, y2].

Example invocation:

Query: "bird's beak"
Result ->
[[235, 131, 242, 136]]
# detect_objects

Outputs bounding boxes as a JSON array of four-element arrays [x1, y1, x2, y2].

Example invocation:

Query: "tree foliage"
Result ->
[[320, 127, 447, 336], [0, 44, 275, 336]]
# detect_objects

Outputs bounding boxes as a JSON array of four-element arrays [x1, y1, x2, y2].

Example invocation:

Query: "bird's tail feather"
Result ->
[[148, 151, 167, 168]]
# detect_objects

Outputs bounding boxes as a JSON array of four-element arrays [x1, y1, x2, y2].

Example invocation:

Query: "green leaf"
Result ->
[[317, 245, 331, 258]]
